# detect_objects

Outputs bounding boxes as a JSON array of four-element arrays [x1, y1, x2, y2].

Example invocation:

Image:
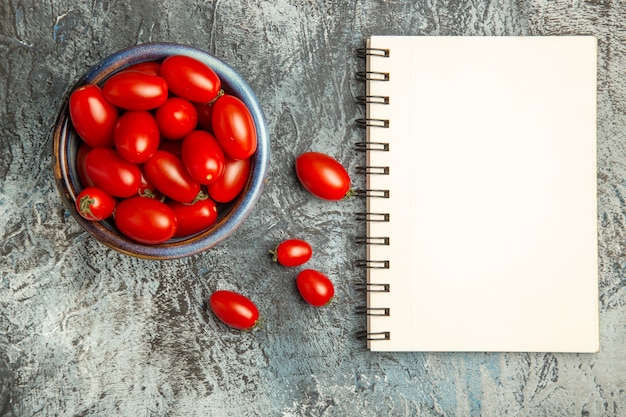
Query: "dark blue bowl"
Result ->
[[52, 43, 270, 259]]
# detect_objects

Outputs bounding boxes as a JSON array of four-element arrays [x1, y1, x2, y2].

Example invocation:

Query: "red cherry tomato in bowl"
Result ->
[[211, 94, 257, 160], [181, 130, 225, 185], [295, 152, 351, 201], [114, 111, 160, 163], [69, 84, 118, 148], [143, 150, 201, 204], [155, 97, 198, 140], [167, 196, 218, 238], [271, 239, 312, 267], [84, 147, 141, 198], [160, 55, 222, 103], [102, 71, 168, 111], [296, 269, 335, 307], [207, 156, 251, 203], [209, 290, 260, 330], [75, 187, 116, 221], [114, 196, 177, 244]]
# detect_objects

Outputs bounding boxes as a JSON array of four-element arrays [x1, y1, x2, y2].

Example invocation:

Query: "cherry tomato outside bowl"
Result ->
[[52, 43, 270, 259]]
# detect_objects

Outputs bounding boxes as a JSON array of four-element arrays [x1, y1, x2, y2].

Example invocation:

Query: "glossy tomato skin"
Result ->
[[155, 97, 198, 140], [102, 71, 168, 111], [296, 269, 335, 307], [76, 143, 95, 187], [160, 55, 221, 103], [75, 187, 116, 221], [143, 150, 201, 204], [114, 111, 160, 163], [295, 152, 351, 201], [273, 239, 312, 267], [207, 156, 251, 203], [211, 94, 257, 160], [168, 196, 218, 238], [181, 130, 225, 185], [69, 84, 118, 148], [114, 196, 177, 244], [209, 290, 259, 330], [84, 147, 141, 198]]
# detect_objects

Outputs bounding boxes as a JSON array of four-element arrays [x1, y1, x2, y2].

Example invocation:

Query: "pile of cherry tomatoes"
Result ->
[[69, 51, 355, 331], [70, 55, 257, 244]]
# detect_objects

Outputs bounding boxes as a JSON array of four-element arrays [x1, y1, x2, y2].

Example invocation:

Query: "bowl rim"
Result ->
[[52, 42, 270, 260]]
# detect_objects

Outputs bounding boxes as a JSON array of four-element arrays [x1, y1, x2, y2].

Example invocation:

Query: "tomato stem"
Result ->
[[344, 188, 356, 199], [207, 89, 225, 106]]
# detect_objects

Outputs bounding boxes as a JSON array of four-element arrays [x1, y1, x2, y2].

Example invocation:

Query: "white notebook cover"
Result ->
[[363, 36, 599, 352]]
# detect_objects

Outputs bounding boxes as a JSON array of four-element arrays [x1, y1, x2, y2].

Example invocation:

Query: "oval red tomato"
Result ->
[[272, 239, 312, 267], [84, 147, 141, 198], [102, 71, 168, 111], [160, 55, 221, 103], [114, 111, 160, 163], [207, 156, 251, 203], [209, 290, 259, 330], [296, 269, 335, 307], [295, 152, 351, 201], [143, 150, 201, 204], [168, 195, 218, 237], [114, 196, 177, 244], [155, 97, 198, 140], [181, 130, 225, 185], [211, 94, 257, 160], [75, 187, 116, 221], [69, 84, 118, 148]]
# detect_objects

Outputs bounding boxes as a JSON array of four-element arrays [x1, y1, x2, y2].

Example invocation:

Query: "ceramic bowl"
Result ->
[[52, 42, 270, 259]]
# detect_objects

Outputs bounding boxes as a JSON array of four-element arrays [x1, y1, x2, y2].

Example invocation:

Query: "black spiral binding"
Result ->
[[355, 45, 392, 343]]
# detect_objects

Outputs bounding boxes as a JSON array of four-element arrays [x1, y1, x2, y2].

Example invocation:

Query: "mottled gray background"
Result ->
[[1, 1, 624, 416]]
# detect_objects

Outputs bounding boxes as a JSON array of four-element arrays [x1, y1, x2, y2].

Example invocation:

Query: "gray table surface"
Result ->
[[1, 1, 625, 416]]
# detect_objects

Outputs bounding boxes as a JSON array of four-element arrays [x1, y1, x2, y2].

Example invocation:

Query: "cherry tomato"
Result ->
[[296, 269, 335, 307], [271, 239, 312, 267], [76, 143, 95, 187], [194, 101, 214, 132], [295, 152, 351, 201], [75, 187, 116, 221], [114, 196, 177, 244], [212, 94, 257, 160], [123, 61, 161, 76], [84, 147, 141, 198], [143, 150, 201, 204], [102, 71, 168, 111], [155, 97, 198, 140], [160, 55, 221, 103], [181, 130, 225, 185], [168, 194, 218, 237], [114, 111, 160, 163], [207, 156, 251, 203], [69, 84, 118, 148], [209, 290, 259, 330]]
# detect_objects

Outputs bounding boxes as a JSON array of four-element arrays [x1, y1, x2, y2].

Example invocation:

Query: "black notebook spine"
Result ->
[[355, 45, 392, 343]]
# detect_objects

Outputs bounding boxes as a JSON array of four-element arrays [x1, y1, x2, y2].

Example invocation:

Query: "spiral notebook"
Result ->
[[357, 36, 599, 352]]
